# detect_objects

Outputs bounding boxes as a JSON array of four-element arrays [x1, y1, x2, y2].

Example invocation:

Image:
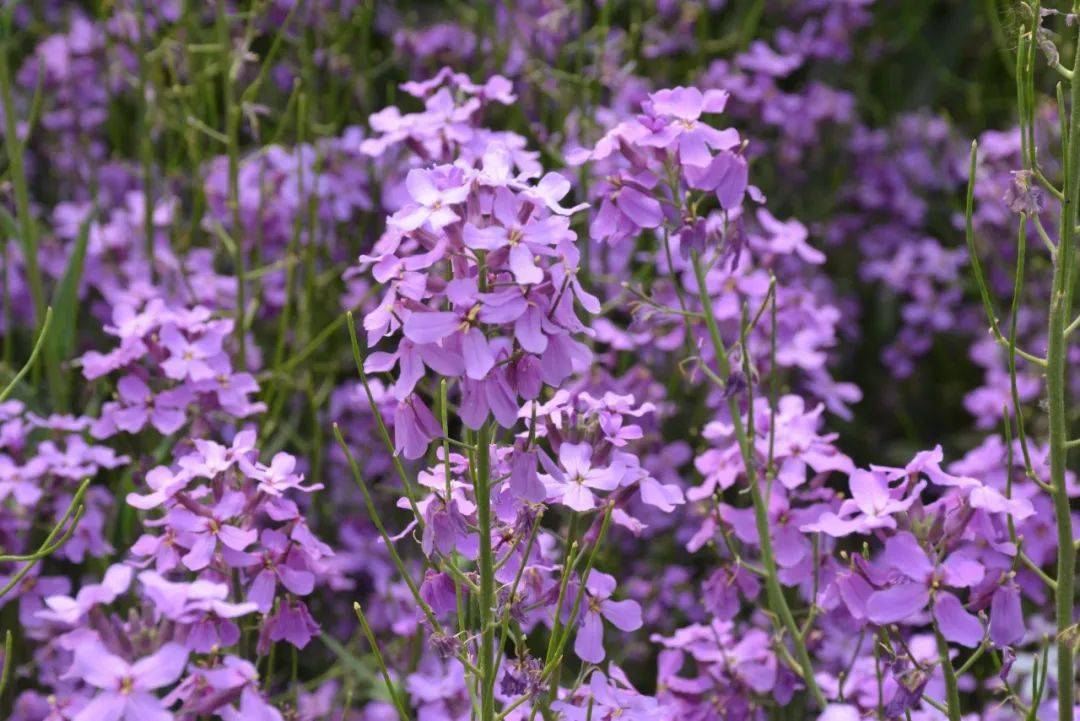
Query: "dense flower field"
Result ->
[[0, 1, 1077, 720]]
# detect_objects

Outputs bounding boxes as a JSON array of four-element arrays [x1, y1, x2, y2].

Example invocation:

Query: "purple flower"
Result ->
[[463, 187, 571, 285], [554, 669, 669, 720], [66, 641, 188, 721], [642, 87, 736, 167], [105, 375, 190, 435], [540, 442, 619, 511], [802, 469, 924, 537], [167, 492, 257, 570], [390, 166, 471, 231], [247, 529, 316, 612], [393, 395, 442, 460], [261, 599, 320, 651], [37, 564, 132, 626], [240, 452, 321, 496], [159, 324, 221, 382], [571, 571, 643, 663], [864, 532, 986, 647]]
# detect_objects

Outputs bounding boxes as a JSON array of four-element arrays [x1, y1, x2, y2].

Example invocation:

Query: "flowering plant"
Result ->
[[0, 3, 1076, 721]]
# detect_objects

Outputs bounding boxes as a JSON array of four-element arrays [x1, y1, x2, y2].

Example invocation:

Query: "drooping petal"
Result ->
[[989, 583, 1024, 647], [514, 305, 548, 354], [573, 610, 606, 664], [510, 450, 548, 503], [933, 592, 983, 648]]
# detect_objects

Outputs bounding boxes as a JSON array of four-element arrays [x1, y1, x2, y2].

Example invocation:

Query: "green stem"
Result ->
[[475, 422, 496, 721], [0, 630, 11, 702], [934, 630, 962, 721], [690, 250, 826, 709]]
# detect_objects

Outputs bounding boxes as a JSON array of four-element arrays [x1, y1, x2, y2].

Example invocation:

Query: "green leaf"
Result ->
[[319, 633, 379, 691], [44, 210, 94, 410]]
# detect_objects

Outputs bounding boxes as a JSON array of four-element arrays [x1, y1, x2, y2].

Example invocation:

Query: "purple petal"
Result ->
[[601, 599, 642, 631], [71, 693, 126, 721], [130, 643, 188, 690], [279, 566, 315, 597], [614, 186, 662, 229], [510, 450, 547, 503], [461, 327, 495, 380], [181, 534, 216, 571], [218, 524, 257, 551], [866, 582, 929, 624], [508, 243, 544, 285], [402, 311, 460, 344], [514, 306, 548, 354], [881, 532, 933, 582]]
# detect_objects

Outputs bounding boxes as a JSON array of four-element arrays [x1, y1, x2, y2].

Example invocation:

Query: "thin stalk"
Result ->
[[1007, 217, 1038, 479], [493, 513, 543, 682], [690, 250, 826, 709], [1045, 23, 1080, 720], [963, 141, 1047, 367], [543, 506, 613, 676], [353, 602, 410, 721], [344, 312, 423, 522], [0, 306, 50, 402], [0, 478, 89, 599], [332, 424, 440, 630]]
